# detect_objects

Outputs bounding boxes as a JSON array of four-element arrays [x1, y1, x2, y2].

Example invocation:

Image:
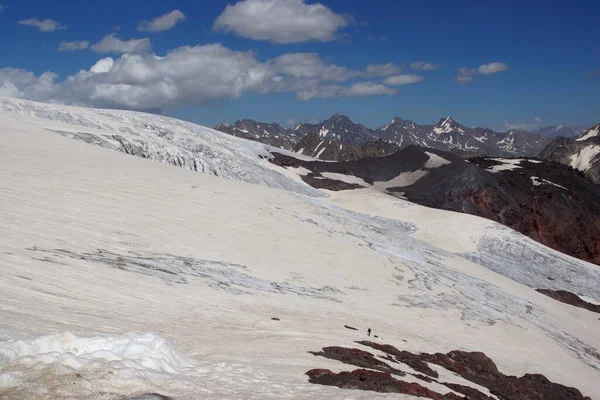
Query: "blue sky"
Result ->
[[0, 0, 599, 131]]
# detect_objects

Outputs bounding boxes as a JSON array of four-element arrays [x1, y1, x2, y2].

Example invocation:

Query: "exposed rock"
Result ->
[[308, 346, 406, 377], [344, 325, 358, 331], [215, 120, 300, 150], [306, 368, 462, 399], [271, 317, 281, 321], [356, 341, 439, 377], [536, 289, 600, 314]]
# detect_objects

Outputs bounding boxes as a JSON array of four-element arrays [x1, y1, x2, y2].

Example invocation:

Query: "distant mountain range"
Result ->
[[530, 125, 586, 138], [215, 115, 565, 160]]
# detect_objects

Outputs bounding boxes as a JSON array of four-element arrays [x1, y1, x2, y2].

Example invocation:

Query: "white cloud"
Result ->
[[0, 68, 59, 99], [384, 74, 424, 86], [504, 117, 543, 131], [294, 81, 396, 100], [91, 34, 151, 54], [0, 45, 400, 110], [137, 10, 186, 32], [365, 63, 401, 77], [478, 62, 509, 75], [213, 0, 350, 44], [410, 61, 439, 71], [454, 63, 508, 84], [343, 82, 396, 97], [18, 18, 66, 32], [271, 53, 358, 82], [58, 41, 90, 52]]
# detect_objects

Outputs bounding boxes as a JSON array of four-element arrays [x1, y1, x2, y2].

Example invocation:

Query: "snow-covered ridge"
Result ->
[[576, 125, 599, 142], [0, 96, 323, 198]]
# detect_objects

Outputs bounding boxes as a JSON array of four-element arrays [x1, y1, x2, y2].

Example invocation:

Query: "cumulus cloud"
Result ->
[[294, 82, 396, 100], [18, 18, 66, 32], [455, 63, 508, 84], [271, 53, 359, 81], [384, 74, 424, 86], [478, 62, 509, 75], [91, 34, 151, 54], [0, 45, 399, 110], [58, 40, 90, 52], [0, 68, 59, 99], [213, 0, 350, 44], [454, 67, 476, 84], [365, 63, 401, 77], [137, 10, 186, 32], [410, 61, 439, 71]]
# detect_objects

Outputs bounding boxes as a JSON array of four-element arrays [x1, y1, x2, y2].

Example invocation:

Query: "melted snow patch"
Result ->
[[486, 159, 523, 173], [321, 173, 369, 187], [424, 152, 451, 168], [570, 145, 600, 171], [576, 126, 599, 142], [375, 170, 428, 189], [0, 332, 194, 374], [530, 176, 567, 190]]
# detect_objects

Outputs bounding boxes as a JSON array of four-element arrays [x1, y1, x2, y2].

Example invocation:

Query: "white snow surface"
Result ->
[[0, 97, 323, 198], [423, 152, 451, 168], [530, 176, 567, 190], [0, 99, 599, 399], [569, 144, 600, 171], [0, 332, 194, 374], [576, 125, 599, 142], [486, 158, 523, 173], [321, 172, 369, 187]]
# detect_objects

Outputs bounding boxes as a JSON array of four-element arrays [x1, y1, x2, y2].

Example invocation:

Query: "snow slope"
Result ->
[[0, 101, 599, 399], [0, 97, 323, 198]]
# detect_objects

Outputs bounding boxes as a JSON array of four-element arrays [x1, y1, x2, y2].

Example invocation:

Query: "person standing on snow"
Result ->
[[367, 327, 371, 337]]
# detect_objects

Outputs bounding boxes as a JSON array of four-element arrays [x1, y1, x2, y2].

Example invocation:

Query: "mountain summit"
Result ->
[[216, 114, 554, 160]]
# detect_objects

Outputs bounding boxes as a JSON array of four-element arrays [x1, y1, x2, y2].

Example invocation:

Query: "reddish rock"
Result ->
[[356, 341, 439, 378], [309, 346, 406, 376], [309, 343, 592, 400], [536, 289, 600, 314], [306, 368, 462, 399]]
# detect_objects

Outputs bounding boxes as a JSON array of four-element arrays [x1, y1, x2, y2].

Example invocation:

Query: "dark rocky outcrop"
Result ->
[[307, 342, 592, 400], [536, 289, 600, 314], [306, 368, 462, 399]]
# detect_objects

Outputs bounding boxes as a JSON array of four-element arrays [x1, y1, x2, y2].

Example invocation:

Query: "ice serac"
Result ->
[[539, 123, 600, 184], [0, 97, 599, 399], [0, 97, 323, 198]]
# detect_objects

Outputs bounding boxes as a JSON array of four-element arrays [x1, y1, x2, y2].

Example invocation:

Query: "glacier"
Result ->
[[0, 97, 598, 399]]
